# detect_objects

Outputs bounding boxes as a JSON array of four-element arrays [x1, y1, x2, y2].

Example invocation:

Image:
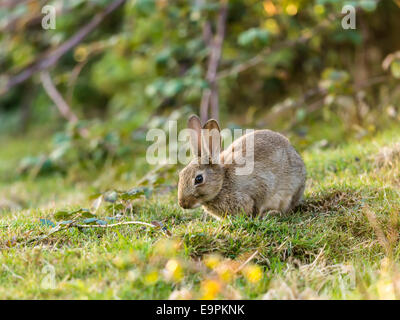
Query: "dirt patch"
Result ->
[[298, 190, 361, 214]]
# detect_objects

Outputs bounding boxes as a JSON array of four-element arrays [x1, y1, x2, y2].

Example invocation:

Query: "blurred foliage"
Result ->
[[1, 0, 400, 178], [17, 121, 128, 176]]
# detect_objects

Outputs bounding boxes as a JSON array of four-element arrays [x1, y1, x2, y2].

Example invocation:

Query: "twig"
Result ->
[[66, 40, 108, 104], [265, 74, 388, 131], [40, 71, 78, 124], [0, 0, 33, 6], [235, 249, 259, 273], [0, 0, 34, 9], [23, 225, 65, 245], [136, 163, 173, 186], [66, 60, 89, 105], [76, 221, 156, 228], [216, 1, 383, 80], [1, 1, 67, 34], [0, 0, 127, 96], [197, 0, 213, 46], [309, 244, 326, 269], [40, 71, 89, 137], [21, 219, 158, 246]]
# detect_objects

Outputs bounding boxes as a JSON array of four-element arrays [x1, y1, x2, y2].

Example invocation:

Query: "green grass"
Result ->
[[1, 128, 400, 299]]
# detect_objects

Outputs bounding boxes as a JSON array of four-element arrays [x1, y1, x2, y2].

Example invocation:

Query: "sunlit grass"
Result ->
[[1, 127, 400, 299]]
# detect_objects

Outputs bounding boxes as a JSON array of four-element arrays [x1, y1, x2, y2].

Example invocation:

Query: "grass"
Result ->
[[1, 127, 400, 299]]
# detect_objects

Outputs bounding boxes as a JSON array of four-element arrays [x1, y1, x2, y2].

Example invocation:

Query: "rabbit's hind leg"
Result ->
[[279, 195, 293, 214], [289, 184, 305, 211], [261, 192, 291, 213]]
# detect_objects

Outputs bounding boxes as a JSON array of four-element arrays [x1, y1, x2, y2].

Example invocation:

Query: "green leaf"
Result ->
[[75, 208, 96, 218], [107, 203, 125, 212], [105, 191, 118, 203], [82, 218, 98, 224], [360, 0, 377, 12], [390, 60, 400, 79], [135, 0, 155, 16], [296, 108, 307, 122], [126, 187, 152, 199], [155, 49, 172, 66], [39, 219, 56, 227], [238, 28, 270, 47], [54, 211, 73, 221], [162, 80, 184, 97]]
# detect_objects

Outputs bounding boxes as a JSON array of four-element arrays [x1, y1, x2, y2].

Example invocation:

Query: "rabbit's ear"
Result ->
[[201, 119, 221, 164], [188, 115, 202, 157]]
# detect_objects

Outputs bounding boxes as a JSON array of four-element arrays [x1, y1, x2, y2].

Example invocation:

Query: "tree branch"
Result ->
[[216, 1, 381, 81], [40, 71, 88, 137], [0, 0, 126, 96], [217, 16, 335, 80], [200, 0, 228, 123], [0, 0, 33, 9], [40, 71, 78, 123]]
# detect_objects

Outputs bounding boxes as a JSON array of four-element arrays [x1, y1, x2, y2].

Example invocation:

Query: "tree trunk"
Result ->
[[200, 0, 227, 124]]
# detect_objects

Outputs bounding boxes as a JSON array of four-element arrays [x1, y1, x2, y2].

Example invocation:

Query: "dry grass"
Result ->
[[299, 190, 361, 214], [374, 142, 400, 168]]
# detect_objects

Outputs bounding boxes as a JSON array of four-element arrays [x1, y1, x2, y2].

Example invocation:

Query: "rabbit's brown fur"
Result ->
[[178, 115, 306, 218]]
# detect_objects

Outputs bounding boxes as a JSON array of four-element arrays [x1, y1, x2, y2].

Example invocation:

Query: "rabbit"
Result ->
[[178, 115, 306, 218]]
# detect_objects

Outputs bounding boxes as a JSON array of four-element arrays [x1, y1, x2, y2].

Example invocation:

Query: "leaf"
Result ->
[[135, 0, 156, 16], [238, 28, 270, 47], [107, 203, 125, 213], [390, 60, 400, 79], [119, 191, 144, 201], [88, 193, 103, 200], [125, 187, 152, 199], [153, 176, 166, 186], [58, 220, 73, 225], [54, 211, 74, 221], [163, 80, 184, 97], [296, 108, 307, 122], [91, 195, 103, 213], [39, 219, 56, 227], [49, 145, 69, 162], [82, 218, 98, 224], [104, 191, 118, 203], [155, 48, 171, 66], [73, 208, 96, 218], [360, 0, 377, 12]]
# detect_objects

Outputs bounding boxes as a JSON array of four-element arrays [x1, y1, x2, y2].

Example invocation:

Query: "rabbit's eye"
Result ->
[[194, 174, 203, 185]]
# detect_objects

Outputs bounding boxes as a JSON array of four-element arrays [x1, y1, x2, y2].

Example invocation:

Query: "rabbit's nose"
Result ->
[[179, 199, 190, 209]]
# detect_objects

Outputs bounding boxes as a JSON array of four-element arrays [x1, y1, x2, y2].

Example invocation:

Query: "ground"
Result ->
[[1, 127, 400, 299]]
